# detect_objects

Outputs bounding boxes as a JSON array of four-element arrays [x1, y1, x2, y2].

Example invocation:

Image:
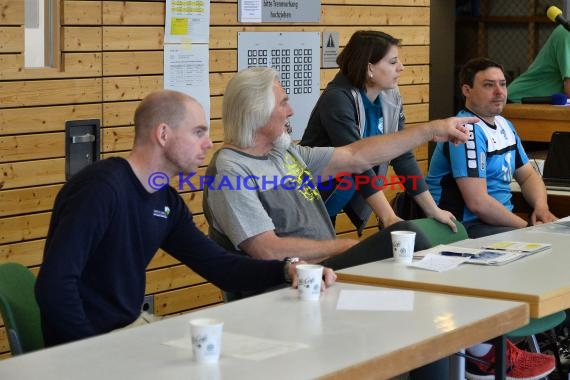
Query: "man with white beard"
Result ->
[[203, 67, 476, 272]]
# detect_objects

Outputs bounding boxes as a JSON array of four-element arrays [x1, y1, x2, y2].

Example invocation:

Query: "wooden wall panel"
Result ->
[[0, 328, 7, 353], [102, 51, 163, 76], [62, 27, 103, 51], [103, 101, 137, 126], [103, 27, 164, 50], [0, 133, 64, 162], [62, 1, 103, 25], [0, 53, 102, 80], [145, 265, 207, 293], [0, 0, 432, 357], [155, 284, 223, 315], [0, 213, 51, 244], [102, 1, 165, 25], [0, 240, 45, 267], [0, 1, 24, 25], [0, 78, 102, 108], [0, 27, 23, 52], [0, 104, 102, 134], [102, 126, 134, 152], [0, 185, 61, 217], [147, 250, 180, 269], [102, 76, 163, 101], [0, 159, 65, 189]]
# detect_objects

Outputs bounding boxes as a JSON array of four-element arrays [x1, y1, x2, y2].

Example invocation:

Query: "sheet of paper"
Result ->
[[163, 44, 210, 122], [336, 289, 414, 311], [240, 0, 262, 22], [165, 0, 210, 43], [408, 254, 469, 272], [164, 332, 308, 360]]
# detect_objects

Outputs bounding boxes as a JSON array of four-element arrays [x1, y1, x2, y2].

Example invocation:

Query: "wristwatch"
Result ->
[[283, 257, 300, 283]]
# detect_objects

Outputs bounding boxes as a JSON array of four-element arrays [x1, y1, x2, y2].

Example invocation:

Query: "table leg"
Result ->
[[449, 349, 465, 380], [491, 336, 506, 380]]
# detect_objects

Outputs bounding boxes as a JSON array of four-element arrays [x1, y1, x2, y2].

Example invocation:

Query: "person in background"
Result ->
[[427, 57, 557, 240], [300, 30, 457, 235], [35, 90, 336, 347], [508, 25, 570, 103], [204, 66, 476, 379]]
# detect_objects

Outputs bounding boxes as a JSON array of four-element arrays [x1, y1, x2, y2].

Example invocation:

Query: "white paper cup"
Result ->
[[296, 264, 324, 301], [391, 231, 416, 264], [189, 318, 223, 363]]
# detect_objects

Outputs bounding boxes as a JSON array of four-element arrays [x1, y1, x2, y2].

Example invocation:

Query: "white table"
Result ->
[[0, 283, 527, 380], [338, 223, 570, 318]]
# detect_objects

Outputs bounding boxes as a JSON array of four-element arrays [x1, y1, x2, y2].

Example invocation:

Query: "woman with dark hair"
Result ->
[[301, 30, 457, 235]]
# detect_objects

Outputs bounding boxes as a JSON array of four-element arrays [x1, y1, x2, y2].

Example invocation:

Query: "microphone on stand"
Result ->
[[546, 5, 570, 31], [521, 93, 569, 105]]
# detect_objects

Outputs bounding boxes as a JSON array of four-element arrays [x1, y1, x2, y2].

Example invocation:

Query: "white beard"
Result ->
[[272, 131, 292, 150]]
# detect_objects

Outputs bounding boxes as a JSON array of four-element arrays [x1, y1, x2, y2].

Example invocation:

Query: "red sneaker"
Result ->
[[466, 340, 555, 380]]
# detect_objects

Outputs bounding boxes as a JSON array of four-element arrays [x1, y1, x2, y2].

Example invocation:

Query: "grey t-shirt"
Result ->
[[204, 144, 336, 250]]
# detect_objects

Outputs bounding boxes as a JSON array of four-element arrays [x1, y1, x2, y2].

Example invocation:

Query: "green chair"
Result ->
[[408, 218, 468, 245], [0, 263, 44, 355]]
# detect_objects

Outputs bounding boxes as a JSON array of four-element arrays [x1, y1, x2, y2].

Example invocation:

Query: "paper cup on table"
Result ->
[[296, 264, 324, 301], [189, 318, 223, 363], [391, 231, 416, 264]]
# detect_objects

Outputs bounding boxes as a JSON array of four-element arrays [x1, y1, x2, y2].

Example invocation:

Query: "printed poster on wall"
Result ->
[[163, 44, 211, 122], [165, 0, 211, 44], [238, 0, 320, 23]]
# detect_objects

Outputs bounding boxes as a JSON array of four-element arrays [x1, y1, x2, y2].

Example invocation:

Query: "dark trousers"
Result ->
[[322, 220, 432, 270], [463, 220, 517, 239]]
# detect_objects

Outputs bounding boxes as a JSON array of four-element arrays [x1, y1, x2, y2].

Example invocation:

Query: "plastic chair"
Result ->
[[0, 263, 44, 355], [408, 218, 468, 245]]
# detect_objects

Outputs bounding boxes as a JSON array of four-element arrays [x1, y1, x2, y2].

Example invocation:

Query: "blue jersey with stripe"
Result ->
[[426, 109, 529, 222]]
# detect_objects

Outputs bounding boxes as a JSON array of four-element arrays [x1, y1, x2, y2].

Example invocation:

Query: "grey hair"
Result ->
[[223, 67, 279, 148]]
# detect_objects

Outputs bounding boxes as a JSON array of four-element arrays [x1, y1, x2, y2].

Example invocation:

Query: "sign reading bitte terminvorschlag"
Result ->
[[238, 0, 320, 23]]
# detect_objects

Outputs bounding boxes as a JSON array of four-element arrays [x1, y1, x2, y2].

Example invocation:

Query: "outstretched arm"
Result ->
[[321, 116, 476, 179]]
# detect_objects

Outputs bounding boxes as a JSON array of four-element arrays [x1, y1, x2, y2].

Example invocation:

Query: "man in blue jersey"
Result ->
[[427, 58, 557, 238]]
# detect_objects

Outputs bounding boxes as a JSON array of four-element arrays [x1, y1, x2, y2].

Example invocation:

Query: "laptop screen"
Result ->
[[542, 131, 570, 183]]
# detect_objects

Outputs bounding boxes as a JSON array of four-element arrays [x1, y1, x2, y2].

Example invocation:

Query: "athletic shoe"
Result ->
[[465, 340, 556, 380]]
